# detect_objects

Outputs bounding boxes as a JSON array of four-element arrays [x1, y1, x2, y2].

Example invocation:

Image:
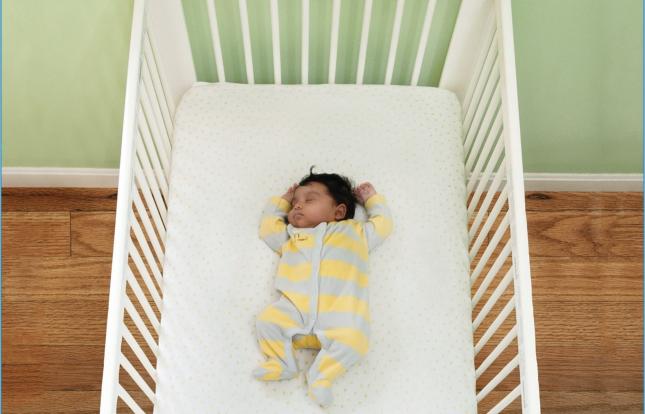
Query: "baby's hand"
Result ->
[[353, 182, 377, 204], [281, 182, 298, 204]]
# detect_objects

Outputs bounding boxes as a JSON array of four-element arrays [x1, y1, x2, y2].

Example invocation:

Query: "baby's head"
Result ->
[[287, 166, 358, 228]]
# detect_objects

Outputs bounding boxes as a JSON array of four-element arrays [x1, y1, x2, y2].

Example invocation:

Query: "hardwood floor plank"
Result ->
[[530, 257, 643, 301], [2, 390, 101, 414], [525, 192, 643, 211], [2, 188, 117, 212], [70, 212, 115, 257], [2, 257, 111, 298], [3, 297, 107, 346], [2, 212, 70, 257]]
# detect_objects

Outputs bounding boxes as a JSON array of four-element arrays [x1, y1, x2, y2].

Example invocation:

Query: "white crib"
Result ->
[[100, 0, 541, 412]]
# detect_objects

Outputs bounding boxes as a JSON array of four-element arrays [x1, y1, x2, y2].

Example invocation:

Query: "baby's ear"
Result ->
[[334, 203, 347, 220]]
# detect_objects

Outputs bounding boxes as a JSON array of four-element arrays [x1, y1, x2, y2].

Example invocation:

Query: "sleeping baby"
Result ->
[[252, 167, 393, 408]]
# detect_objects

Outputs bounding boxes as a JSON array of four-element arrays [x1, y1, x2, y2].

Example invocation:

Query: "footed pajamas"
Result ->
[[252, 193, 393, 407]]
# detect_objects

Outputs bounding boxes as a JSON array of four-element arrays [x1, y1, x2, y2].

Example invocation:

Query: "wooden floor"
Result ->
[[2, 188, 643, 413]]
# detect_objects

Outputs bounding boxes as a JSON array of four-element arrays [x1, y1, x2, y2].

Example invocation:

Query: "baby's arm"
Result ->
[[354, 182, 393, 252], [258, 183, 297, 254]]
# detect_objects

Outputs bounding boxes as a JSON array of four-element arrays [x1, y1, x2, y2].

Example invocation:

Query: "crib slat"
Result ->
[[132, 188, 165, 258], [475, 296, 515, 355], [464, 60, 500, 155], [328, 0, 341, 84], [488, 385, 522, 414], [463, 33, 498, 137], [356, 0, 373, 85], [470, 213, 509, 280], [476, 324, 518, 379], [120, 353, 155, 403], [468, 160, 505, 221], [134, 175, 166, 245], [465, 88, 501, 168], [301, 0, 309, 84], [118, 384, 146, 414], [141, 57, 171, 149], [239, 0, 254, 84], [140, 80, 172, 159], [410, 0, 436, 86], [126, 266, 161, 333], [206, 0, 226, 82], [467, 123, 504, 195], [128, 241, 163, 309], [469, 187, 507, 261], [270, 0, 282, 84], [467, 157, 508, 217], [137, 127, 169, 202], [124, 296, 160, 357], [473, 266, 514, 331], [130, 214, 164, 292], [465, 99, 501, 174], [135, 140, 167, 215], [472, 240, 512, 308], [134, 160, 167, 228], [136, 135, 169, 202], [468, 139, 505, 219], [138, 106, 170, 181], [384, 0, 405, 85], [476, 355, 519, 402], [143, 32, 175, 129], [122, 324, 158, 383], [462, 12, 496, 114]]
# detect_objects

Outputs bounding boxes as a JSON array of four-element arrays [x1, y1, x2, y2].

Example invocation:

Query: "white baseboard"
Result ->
[[2, 168, 643, 192], [523, 173, 643, 192], [2, 167, 119, 188]]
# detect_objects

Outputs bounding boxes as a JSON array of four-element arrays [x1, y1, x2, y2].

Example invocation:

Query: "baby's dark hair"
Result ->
[[298, 165, 358, 220]]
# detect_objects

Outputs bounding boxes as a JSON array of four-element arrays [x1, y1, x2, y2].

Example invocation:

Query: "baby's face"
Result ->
[[287, 182, 346, 228]]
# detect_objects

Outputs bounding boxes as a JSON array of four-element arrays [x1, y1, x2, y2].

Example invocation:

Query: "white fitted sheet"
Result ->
[[153, 82, 476, 413]]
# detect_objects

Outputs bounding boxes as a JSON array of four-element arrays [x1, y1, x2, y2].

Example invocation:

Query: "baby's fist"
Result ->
[[281, 182, 298, 203], [354, 182, 376, 204]]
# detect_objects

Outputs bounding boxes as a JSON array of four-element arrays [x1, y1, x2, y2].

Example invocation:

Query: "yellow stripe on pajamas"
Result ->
[[293, 334, 321, 350], [281, 290, 310, 313], [259, 216, 287, 238], [318, 294, 370, 322], [319, 259, 368, 287], [310, 356, 346, 390], [323, 232, 368, 261], [258, 339, 286, 359], [322, 327, 370, 356], [276, 261, 312, 282], [258, 359, 283, 380], [258, 306, 299, 329], [369, 215, 394, 239]]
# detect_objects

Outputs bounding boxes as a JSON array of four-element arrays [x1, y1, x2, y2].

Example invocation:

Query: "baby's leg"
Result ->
[[253, 295, 304, 381], [305, 326, 370, 407]]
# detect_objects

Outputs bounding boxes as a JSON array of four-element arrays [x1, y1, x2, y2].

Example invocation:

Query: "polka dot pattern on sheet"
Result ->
[[153, 82, 476, 413]]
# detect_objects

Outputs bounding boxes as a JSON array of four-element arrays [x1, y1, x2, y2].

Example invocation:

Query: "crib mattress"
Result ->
[[153, 82, 476, 413]]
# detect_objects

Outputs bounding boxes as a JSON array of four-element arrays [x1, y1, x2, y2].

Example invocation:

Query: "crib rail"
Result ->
[[102, 0, 540, 412], [460, 1, 541, 412], [100, 0, 175, 411]]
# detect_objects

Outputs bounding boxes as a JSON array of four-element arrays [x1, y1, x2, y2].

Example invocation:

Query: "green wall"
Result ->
[[2, 0, 132, 168], [3, 0, 643, 173]]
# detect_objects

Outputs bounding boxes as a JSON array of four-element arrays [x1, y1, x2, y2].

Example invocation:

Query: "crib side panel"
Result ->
[[460, 0, 541, 412], [100, 0, 176, 411]]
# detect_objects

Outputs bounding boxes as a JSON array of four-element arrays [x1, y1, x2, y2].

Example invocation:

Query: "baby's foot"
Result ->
[[252, 359, 298, 381], [307, 378, 334, 408]]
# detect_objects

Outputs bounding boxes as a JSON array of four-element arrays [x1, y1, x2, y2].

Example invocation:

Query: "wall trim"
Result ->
[[2, 167, 119, 188], [2, 168, 643, 192]]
